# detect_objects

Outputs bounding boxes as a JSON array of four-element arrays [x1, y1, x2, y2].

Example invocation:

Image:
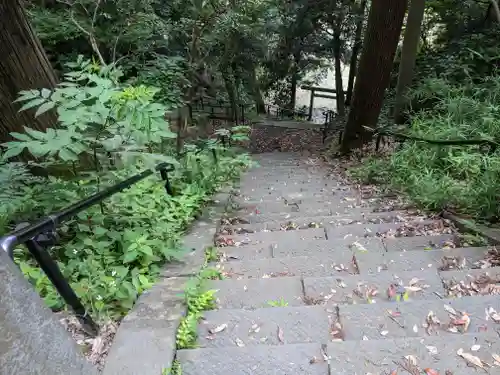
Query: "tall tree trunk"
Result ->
[[248, 66, 266, 114], [345, 0, 367, 107], [333, 24, 346, 117], [289, 51, 301, 114], [340, 0, 408, 153], [0, 0, 57, 143], [221, 66, 239, 124], [393, 0, 426, 124]]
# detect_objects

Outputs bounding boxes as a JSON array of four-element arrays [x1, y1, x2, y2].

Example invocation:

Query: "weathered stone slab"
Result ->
[[211, 277, 305, 309], [216, 253, 356, 279], [340, 295, 500, 341], [103, 319, 178, 375], [325, 220, 438, 241], [177, 343, 329, 375], [218, 243, 273, 260], [224, 227, 325, 246], [440, 267, 500, 297], [234, 200, 333, 215], [198, 306, 330, 348], [383, 234, 458, 252], [0, 250, 98, 375], [327, 334, 500, 375], [272, 238, 386, 258], [303, 269, 444, 306], [356, 247, 488, 274]]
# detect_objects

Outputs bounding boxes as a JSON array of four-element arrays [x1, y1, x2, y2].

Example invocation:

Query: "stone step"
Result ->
[[440, 267, 500, 298], [355, 246, 488, 274], [216, 253, 356, 279], [339, 294, 500, 341], [211, 276, 305, 309], [325, 220, 451, 241], [197, 306, 331, 348], [220, 211, 423, 233], [383, 233, 458, 252], [233, 200, 335, 216], [233, 190, 355, 205], [327, 333, 500, 375], [177, 343, 329, 375], [217, 227, 325, 247], [303, 268, 444, 306], [218, 237, 384, 261]]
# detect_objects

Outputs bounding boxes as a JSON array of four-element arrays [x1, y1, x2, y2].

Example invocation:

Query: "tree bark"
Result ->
[[288, 51, 301, 113], [341, 0, 408, 153], [221, 66, 239, 124], [333, 24, 346, 117], [248, 66, 266, 114], [345, 0, 367, 107], [393, 0, 426, 124], [0, 0, 57, 143]]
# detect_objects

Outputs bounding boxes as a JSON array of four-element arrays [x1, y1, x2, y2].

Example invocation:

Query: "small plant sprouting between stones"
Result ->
[[162, 360, 182, 375], [267, 297, 289, 307], [176, 272, 218, 349], [204, 246, 220, 263], [458, 233, 488, 247]]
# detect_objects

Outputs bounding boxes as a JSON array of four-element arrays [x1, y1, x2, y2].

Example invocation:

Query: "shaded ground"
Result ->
[[250, 125, 324, 154]]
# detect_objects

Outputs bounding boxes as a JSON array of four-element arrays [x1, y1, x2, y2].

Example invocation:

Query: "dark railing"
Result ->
[[321, 110, 346, 144], [0, 161, 180, 335], [190, 99, 253, 125], [264, 103, 308, 121]]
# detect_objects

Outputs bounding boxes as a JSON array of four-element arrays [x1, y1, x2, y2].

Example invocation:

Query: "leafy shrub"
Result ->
[[1, 58, 252, 321]]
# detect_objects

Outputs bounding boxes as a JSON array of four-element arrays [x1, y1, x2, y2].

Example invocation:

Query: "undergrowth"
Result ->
[[1, 57, 252, 322], [351, 28, 500, 223], [175, 246, 224, 349]]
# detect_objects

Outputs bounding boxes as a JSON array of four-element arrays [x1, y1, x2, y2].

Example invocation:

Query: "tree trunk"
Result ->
[[248, 66, 266, 114], [0, 0, 57, 143], [221, 66, 239, 124], [393, 0, 426, 124], [333, 25, 346, 117], [345, 0, 367, 107], [289, 51, 301, 113], [341, 0, 408, 153]]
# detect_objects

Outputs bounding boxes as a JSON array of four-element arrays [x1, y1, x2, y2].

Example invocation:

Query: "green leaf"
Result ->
[[58, 148, 79, 161], [23, 127, 47, 140], [18, 98, 46, 112], [123, 250, 138, 263], [139, 245, 154, 256], [41, 88, 52, 99], [34, 101, 56, 117], [10, 132, 33, 141], [2, 145, 24, 160]]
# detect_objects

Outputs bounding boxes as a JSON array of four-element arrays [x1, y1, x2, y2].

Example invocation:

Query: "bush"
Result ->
[[1, 57, 252, 321]]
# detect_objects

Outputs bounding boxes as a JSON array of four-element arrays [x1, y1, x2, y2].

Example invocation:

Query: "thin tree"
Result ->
[[393, 0, 426, 124], [0, 0, 58, 143], [340, 0, 408, 153], [345, 0, 367, 107], [333, 15, 346, 117]]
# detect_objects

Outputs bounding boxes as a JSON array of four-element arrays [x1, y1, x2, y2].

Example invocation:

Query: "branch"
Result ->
[[491, 0, 500, 22]]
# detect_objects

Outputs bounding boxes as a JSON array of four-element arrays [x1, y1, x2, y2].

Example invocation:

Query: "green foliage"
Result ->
[[267, 297, 288, 307], [355, 27, 500, 222], [1, 58, 252, 321], [176, 271, 217, 349], [163, 361, 182, 375], [3, 57, 176, 171]]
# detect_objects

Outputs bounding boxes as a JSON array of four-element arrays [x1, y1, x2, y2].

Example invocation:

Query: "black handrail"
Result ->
[[0, 161, 176, 335], [264, 103, 308, 121]]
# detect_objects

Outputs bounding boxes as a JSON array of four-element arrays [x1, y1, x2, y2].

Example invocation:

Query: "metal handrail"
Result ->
[[264, 103, 308, 120], [0, 161, 177, 335]]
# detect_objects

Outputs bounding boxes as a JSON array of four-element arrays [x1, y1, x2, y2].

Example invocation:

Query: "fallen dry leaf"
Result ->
[[492, 353, 500, 365], [234, 338, 245, 347], [209, 323, 228, 334], [424, 369, 440, 375], [457, 348, 484, 369], [444, 304, 458, 316], [277, 326, 284, 343], [426, 346, 438, 355], [404, 355, 418, 366], [471, 345, 481, 352]]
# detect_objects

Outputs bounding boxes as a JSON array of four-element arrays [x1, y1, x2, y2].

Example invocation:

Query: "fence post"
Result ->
[[0, 249, 98, 375], [308, 90, 315, 121]]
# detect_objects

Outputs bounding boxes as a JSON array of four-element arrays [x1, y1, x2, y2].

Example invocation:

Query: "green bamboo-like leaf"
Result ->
[[2, 145, 24, 160], [10, 132, 33, 142], [34, 101, 56, 117], [18, 98, 46, 112]]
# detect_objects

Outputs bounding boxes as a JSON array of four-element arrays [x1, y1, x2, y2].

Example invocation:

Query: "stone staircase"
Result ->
[[176, 152, 500, 374]]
